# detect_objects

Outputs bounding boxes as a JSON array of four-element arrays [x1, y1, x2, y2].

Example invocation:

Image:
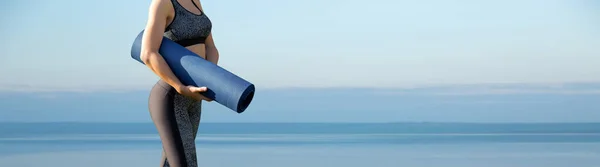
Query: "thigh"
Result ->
[[169, 94, 199, 166], [148, 80, 190, 167], [187, 101, 202, 138]]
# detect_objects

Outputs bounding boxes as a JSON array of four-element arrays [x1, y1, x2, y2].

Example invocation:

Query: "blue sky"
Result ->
[[1, 0, 599, 123], [1, 0, 599, 90]]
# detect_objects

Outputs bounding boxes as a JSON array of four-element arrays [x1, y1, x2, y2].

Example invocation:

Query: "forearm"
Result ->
[[142, 51, 185, 91], [206, 47, 219, 65]]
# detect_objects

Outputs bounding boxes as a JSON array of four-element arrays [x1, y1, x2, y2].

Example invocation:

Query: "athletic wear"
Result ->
[[149, 0, 211, 167], [149, 80, 202, 167], [164, 0, 212, 47]]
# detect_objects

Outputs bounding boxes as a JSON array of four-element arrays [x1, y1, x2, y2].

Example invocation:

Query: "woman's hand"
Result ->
[[175, 85, 213, 102]]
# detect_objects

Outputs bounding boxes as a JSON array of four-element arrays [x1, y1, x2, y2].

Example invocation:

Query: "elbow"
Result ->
[[207, 46, 219, 57], [140, 49, 157, 65], [207, 47, 220, 64], [211, 51, 220, 59]]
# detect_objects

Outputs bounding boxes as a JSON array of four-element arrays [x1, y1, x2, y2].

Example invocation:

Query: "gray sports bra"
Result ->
[[164, 0, 212, 47]]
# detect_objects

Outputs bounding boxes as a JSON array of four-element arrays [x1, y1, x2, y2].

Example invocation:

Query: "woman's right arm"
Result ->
[[140, 0, 185, 92]]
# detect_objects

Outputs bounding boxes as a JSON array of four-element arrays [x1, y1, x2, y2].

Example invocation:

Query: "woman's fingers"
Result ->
[[186, 86, 212, 102], [190, 86, 208, 93], [191, 93, 212, 102], [202, 96, 213, 102], [194, 95, 204, 101]]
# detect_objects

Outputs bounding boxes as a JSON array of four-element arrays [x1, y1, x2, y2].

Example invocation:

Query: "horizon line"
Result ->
[[2, 121, 600, 124], [1, 81, 600, 91], [1, 81, 600, 95]]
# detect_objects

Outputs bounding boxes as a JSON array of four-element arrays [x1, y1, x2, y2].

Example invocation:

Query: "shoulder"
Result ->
[[149, 0, 174, 11], [152, 0, 172, 5], [148, 0, 175, 16]]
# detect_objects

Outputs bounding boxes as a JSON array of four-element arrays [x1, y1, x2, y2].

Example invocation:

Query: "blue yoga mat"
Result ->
[[130, 30, 255, 113]]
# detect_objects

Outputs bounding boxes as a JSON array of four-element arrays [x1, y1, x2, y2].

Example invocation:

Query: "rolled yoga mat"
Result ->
[[130, 30, 255, 113]]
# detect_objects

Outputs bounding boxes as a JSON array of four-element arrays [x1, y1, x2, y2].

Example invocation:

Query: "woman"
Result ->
[[139, 0, 219, 166]]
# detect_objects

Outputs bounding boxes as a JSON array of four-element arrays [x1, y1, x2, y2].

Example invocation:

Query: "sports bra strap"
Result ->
[[190, 0, 202, 11]]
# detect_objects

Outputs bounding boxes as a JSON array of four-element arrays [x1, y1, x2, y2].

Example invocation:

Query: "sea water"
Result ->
[[1, 123, 599, 167]]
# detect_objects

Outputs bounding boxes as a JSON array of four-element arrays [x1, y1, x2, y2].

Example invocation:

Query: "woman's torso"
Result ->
[[163, 0, 211, 59]]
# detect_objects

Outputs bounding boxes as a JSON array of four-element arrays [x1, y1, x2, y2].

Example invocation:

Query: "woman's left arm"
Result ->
[[196, 0, 219, 65], [205, 33, 219, 65]]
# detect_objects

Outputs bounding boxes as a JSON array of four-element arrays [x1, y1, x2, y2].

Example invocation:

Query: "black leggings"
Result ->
[[148, 80, 202, 167]]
